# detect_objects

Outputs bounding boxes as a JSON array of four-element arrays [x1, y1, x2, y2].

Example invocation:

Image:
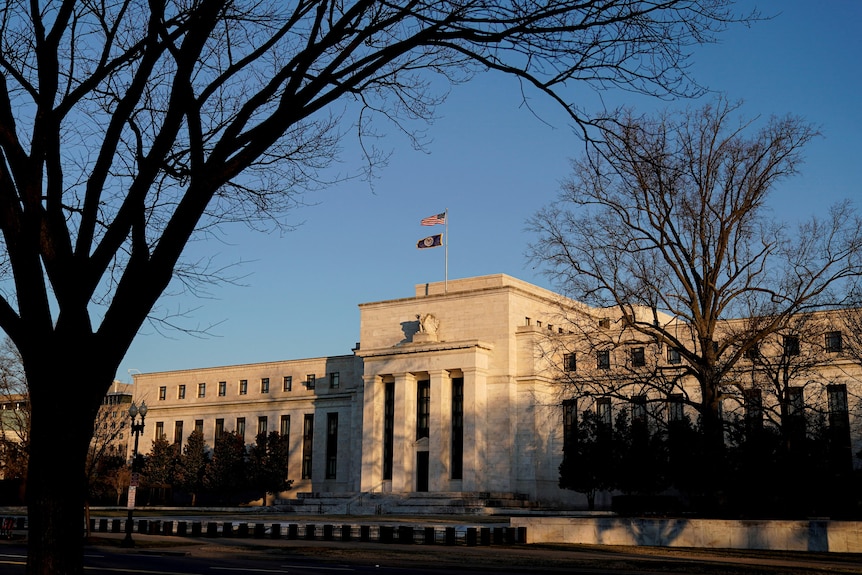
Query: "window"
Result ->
[[598, 318, 610, 329], [597, 397, 612, 429], [827, 384, 852, 472], [744, 388, 763, 434], [329, 372, 340, 389], [194, 419, 204, 435], [825, 331, 843, 353], [174, 421, 184, 445], [325, 412, 338, 479], [786, 387, 805, 443], [159, 386, 166, 401], [280, 414, 290, 437], [451, 377, 464, 480], [416, 380, 430, 439], [562, 399, 577, 461], [631, 395, 647, 427], [260, 378, 270, 394], [197, 383, 206, 398], [783, 335, 800, 356], [667, 348, 681, 364], [218, 381, 226, 397], [283, 376, 292, 392], [631, 347, 646, 367], [597, 350, 611, 370], [563, 353, 577, 372], [305, 374, 316, 389], [383, 381, 395, 481], [258, 416, 268, 436], [668, 394, 684, 423], [236, 417, 246, 441], [214, 418, 224, 442], [302, 414, 314, 479], [744, 345, 759, 360], [239, 380, 248, 395], [155, 421, 165, 440]]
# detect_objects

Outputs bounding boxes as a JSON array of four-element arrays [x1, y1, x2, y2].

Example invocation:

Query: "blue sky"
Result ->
[[116, 1, 862, 381]]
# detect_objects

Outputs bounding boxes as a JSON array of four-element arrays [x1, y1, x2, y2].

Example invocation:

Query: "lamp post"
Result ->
[[121, 400, 147, 548]]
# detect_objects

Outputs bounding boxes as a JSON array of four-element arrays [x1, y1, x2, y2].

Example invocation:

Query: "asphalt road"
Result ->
[[3, 531, 862, 575]]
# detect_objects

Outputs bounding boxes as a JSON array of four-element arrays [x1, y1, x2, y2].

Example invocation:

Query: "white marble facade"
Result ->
[[131, 274, 862, 507]]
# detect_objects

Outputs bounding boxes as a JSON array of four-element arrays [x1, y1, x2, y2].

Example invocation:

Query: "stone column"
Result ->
[[461, 367, 487, 492], [360, 373, 382, 492], [428, 369, 451, 492], [392, 372, 416, 493]]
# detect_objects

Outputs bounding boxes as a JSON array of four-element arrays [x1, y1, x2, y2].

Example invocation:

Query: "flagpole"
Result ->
[[444, 208, 449, 294]]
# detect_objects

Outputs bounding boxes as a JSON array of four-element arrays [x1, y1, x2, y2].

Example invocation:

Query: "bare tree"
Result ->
[[0, 2, 753, 572], [0, 339, 28, 486], [529, 98, 862, 486]]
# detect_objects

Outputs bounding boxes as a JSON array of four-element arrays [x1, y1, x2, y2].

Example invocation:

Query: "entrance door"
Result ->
[[416, 451, 429, 492]]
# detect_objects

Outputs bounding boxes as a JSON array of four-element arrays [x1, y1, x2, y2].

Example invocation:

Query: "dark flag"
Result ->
[[417, 234, 443, 249]]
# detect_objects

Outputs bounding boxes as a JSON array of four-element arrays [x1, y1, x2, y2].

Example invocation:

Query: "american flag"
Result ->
[[421, 212, 446, 226]]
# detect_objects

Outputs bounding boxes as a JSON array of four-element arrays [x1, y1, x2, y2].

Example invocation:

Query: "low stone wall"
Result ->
[[508, 516, 862, 553]]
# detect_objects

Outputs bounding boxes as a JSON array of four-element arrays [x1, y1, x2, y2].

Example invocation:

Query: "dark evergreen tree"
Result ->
[[174, 430, 210, 506], [247, 432, 293, 506]]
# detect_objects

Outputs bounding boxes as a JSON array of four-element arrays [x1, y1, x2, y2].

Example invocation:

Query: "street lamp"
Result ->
[[121, 400, 147, 547]]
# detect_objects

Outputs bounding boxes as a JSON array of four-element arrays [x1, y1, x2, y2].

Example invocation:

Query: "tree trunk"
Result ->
[[26, 403, 92, 574], [23, 343, 117, 575]]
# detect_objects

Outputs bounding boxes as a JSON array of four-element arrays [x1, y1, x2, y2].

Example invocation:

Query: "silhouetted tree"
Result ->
[[532, 98, 862, 503], [248, 431, 292, 506], [174, 430, 210, 507], [204, 432, 247, 503]]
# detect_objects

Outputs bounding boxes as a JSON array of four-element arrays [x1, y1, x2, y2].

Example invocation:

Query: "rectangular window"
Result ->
[[827, 384, 852, 472], [631, 347, 646, 367], [283, 376, 292, 392], [239, 380, 248, 395], [214, 418, 224, 442], [218, 381, 226, 397], [305, 374, 316, 389], [194, 419, 204, 435], [599, 318, 610, 329], [260, 378, 270, 394], [416, 380, 430, 439], [786, 387, 806, 443], [174, 420, 184, 445], [177, 384, 186, 399], [302, 414, 314, 479], [826, 331, 843, 353], [562, 398, 577, 461], [668, 394, 684, 423], [451, 377, 464, 480], [236, 417, 246, 441], [383, 381, 395, 481], [330, 372, 340, 389], [280, 414, 290, 437], [159, 386, 167, 401], [258, 416, 268, 436], [667, 348, 681, 364], [563, 353, 577, 372], [744, 344, 759, 360], [631, 395, 647, 427], [197, 382, 206, 398], [744, 388, 763, 434], [597, 350, 611, 370], [597, 397, 612, 427], [155, 421, 165, 440], [783, 335, 800, 356], [325, 412, 338, 479]]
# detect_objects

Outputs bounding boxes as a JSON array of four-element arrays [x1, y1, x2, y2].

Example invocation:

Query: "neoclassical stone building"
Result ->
[[131, 274, 862, 508]]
